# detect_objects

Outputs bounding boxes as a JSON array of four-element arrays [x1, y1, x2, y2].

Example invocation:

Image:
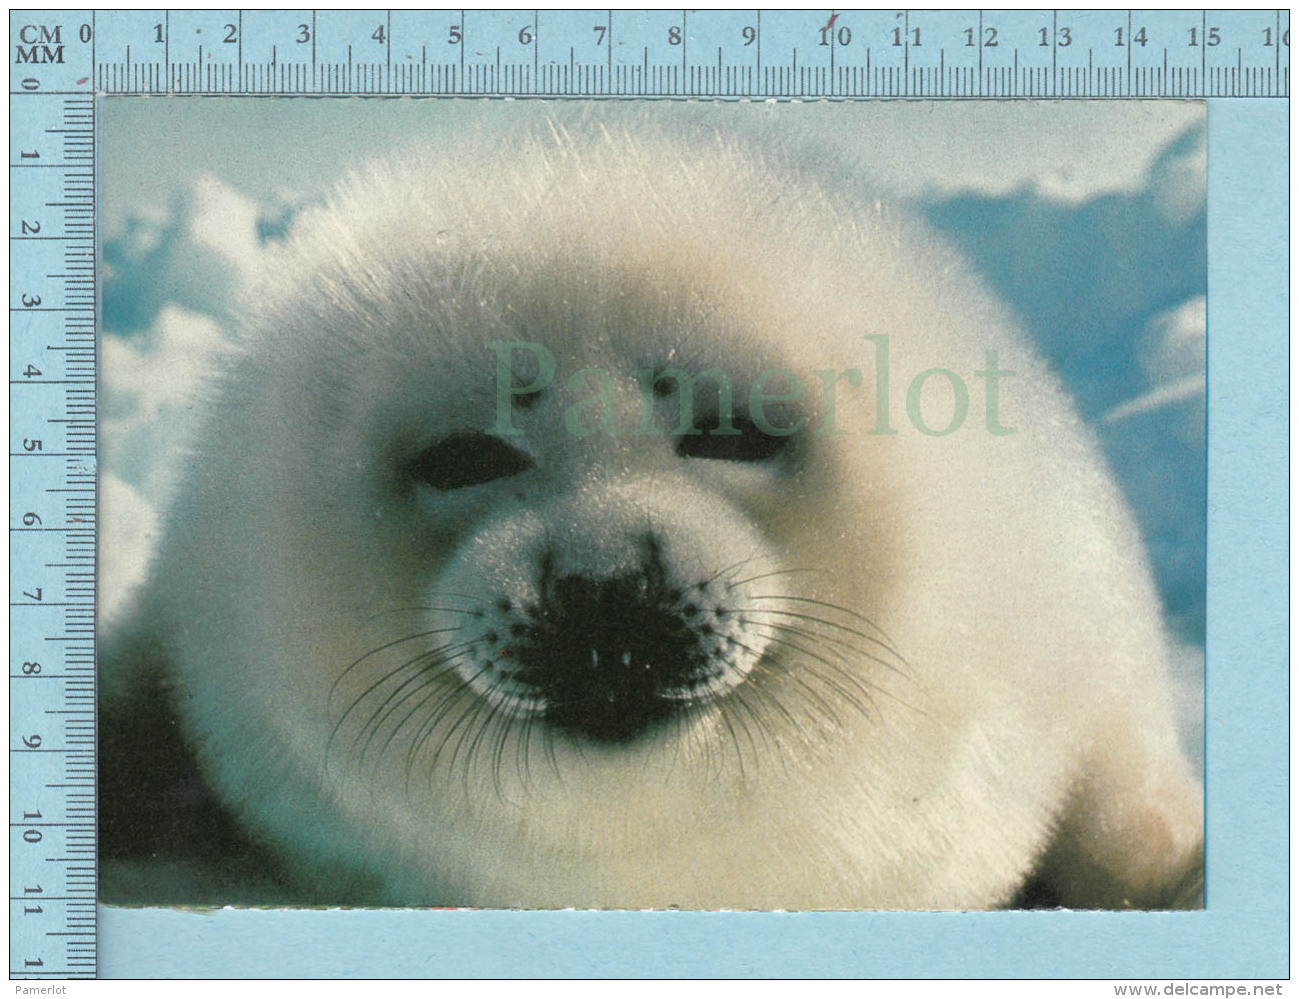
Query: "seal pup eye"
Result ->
[[408, 432, 535, 491], [675, 416, 788, 463]]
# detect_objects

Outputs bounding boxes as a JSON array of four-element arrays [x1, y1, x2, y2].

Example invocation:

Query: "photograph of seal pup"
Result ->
[[99, 117, 1203, 910]]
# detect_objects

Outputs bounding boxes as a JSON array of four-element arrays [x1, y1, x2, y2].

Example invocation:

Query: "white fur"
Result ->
[[112, 127, 1201, 909]]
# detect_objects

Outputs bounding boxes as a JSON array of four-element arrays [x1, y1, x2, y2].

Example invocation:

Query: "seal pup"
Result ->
[[101, 125, 1203, 909]]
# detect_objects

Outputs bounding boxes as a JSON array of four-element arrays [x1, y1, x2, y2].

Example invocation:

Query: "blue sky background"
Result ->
[[100, 98, 1206, 757]]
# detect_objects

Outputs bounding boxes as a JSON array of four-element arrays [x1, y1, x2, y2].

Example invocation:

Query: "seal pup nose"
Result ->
[[512, 568, 711, 743]]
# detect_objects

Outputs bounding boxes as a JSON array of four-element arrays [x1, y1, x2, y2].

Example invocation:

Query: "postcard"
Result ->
[[98, 98, 1210, 911]]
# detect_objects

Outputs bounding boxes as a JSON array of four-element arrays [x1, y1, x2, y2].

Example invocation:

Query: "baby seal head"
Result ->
[[345, 340, 844, 774]]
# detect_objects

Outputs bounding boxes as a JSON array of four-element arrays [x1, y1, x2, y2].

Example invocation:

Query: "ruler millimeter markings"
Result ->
[[8, 76, 97, 980], [9, 9, 1289, 98]]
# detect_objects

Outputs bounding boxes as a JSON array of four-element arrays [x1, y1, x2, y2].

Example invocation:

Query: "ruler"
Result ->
[[5, 7, 1288, 981], [8, 72, 97, 978], [15, 9, 1293, 99], [10, 5, 99, 984]]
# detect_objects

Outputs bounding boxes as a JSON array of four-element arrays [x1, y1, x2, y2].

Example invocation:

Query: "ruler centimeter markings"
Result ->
[[5, 6, 1288, 981], [2, 10, 1288, 98], [9, 6, 98, 975]]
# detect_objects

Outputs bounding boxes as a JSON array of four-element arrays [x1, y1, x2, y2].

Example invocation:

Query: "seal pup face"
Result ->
[[320, 247, 904, 785], [267, 223, 934, 904], [367, 261, 856, 754]]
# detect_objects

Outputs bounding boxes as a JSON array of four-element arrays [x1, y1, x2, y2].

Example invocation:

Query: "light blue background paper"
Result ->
[[96, 98, 1287, 980]]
